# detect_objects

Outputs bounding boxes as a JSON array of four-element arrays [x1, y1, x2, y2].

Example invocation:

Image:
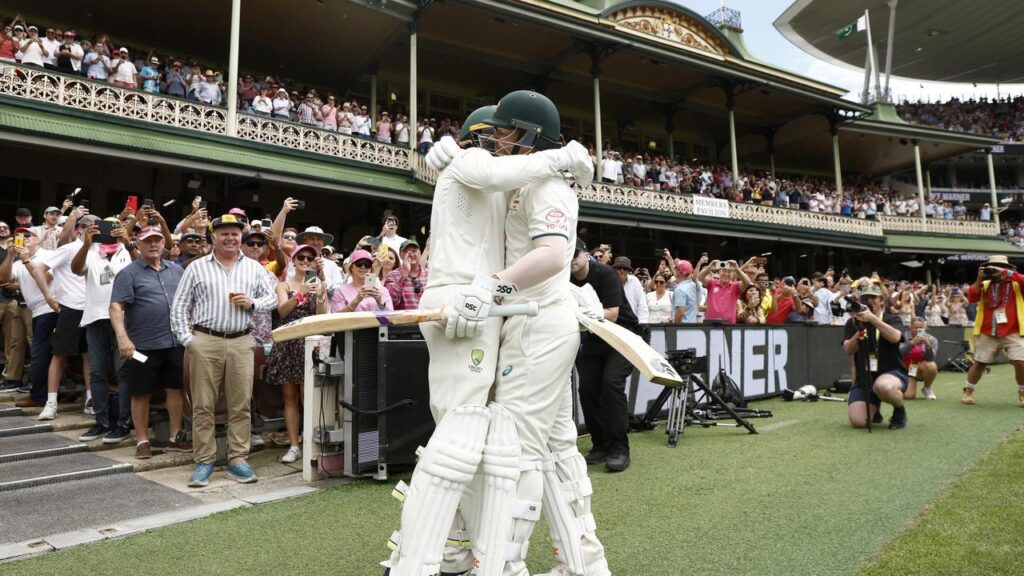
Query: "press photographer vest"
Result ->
[[973, 279, 1024, 336]]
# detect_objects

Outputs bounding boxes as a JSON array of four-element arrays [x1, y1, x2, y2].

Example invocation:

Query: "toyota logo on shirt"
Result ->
[[545, 209, 568, 230]]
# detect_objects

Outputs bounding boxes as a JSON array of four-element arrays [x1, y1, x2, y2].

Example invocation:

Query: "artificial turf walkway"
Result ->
[[7, 367, 1024, 576]]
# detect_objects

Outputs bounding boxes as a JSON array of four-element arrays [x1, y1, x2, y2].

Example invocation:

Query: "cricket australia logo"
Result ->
[[469, 349, 485, 373]]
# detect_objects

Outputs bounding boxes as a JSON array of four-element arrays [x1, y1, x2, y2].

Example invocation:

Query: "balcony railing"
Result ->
[[0, 63, 1001, 239], [877, 216, 1000, 236], [0, 63, 410, 171]]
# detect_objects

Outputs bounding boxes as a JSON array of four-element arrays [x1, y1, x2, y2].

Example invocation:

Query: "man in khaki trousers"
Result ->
[[0, 297, 32, 390], [169, 215, 277, 488]]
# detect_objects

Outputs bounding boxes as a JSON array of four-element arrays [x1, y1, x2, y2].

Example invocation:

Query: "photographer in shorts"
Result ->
[[963, 255, 1024, 407], [842, 282, 909, 429]]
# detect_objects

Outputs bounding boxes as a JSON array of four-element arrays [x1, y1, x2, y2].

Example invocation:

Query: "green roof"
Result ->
[[885, 233, 1022, 255], [0, 97, 433, 199]]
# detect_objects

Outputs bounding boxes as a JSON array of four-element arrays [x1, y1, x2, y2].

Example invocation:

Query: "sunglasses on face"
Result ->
[[294, 253, 316, 263], [353, 260, 372, 268], [245, 241, 265, 247], [654, 280, 665, 285], [282, 235, 296, 241]]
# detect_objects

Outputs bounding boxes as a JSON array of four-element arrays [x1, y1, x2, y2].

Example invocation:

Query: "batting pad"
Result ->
[[390, 404, 490, 576], [467, 403, 523, 576], [539, 446, 611, 576]]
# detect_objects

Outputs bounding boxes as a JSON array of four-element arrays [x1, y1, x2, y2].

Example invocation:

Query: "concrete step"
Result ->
[[0, 451, 130, 492], [0, 406, 24, 417], [0, 432, 86, 462]]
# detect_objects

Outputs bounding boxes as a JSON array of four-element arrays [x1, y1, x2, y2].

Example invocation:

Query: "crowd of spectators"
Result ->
[[593, 147, 990, 221], [897, 96, 1024, 143], [0, 193, 429, 487], [583, 243, 976, 329], [0, 14, 465, 148]]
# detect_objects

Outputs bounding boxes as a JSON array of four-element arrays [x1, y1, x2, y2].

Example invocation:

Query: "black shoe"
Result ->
[[605, 453, 630, 472], [872, 411, 884, 424], [103, 426, 131, 444], [889, 406, 908, 430], [584, 449, 608, 465], [79, 424, 109, 442], [0, 380, 22, 392]]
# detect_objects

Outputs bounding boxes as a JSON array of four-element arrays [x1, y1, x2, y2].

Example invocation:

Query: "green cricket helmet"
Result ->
[[471, 90, 561, 153], [459, 105, 497, 145]]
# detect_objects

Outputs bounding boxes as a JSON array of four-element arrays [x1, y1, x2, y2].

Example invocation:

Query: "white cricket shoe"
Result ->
[[279, 446, 301, 464], [923, 387, 937, 400], [38, 401, 58, 420]]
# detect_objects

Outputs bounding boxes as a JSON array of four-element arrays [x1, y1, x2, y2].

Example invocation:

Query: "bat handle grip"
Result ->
[[490, 302, 539, 317]]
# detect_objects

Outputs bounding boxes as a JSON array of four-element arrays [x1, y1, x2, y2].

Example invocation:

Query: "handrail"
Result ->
[[0, 63, 411, 170], [877, 216, 1000, 236]]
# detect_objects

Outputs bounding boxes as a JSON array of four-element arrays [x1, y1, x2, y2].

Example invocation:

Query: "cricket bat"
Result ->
[[575, 308, 684, 388], [271, 302, 539, 342]]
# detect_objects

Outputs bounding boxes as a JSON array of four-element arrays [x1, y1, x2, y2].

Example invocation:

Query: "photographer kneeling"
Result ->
[[842, 282, 909, 429], [902, 318, 939, 400]]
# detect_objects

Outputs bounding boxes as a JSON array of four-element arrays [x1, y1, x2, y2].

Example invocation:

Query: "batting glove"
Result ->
[[557, 140, 595, 188], [425, 135, 461, 172]]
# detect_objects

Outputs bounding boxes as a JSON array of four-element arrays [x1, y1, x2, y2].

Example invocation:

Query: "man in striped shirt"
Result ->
[[170, 214, 277, 488], [384, 238, 429, 310]]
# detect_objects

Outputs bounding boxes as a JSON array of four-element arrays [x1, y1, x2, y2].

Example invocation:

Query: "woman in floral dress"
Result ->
[[266, 244, 327, 463]]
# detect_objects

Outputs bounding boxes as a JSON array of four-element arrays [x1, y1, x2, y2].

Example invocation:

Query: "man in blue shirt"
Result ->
[[672, 259, 699, 323], [109, 227, 189, 460], [140, 56, 161, 93]]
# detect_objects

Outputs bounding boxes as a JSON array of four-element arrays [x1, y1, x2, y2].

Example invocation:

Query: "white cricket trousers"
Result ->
[[420, 285, 501, 421]]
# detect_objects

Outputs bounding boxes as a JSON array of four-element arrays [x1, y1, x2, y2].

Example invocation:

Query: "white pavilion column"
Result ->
[[225, 0, 241, 137]]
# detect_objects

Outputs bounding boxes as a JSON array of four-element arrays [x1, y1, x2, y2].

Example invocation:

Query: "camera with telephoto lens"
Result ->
[[666, 348, 707, 376], [983, 266, 1003, 280], [844, 295, 864, 314]]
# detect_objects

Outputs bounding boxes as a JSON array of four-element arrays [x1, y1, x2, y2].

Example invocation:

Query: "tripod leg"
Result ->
[[692, 377, 758, 434], [638, 386, 674, 431]]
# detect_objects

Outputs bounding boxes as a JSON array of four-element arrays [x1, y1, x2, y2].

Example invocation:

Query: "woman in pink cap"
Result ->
[[265, 244, 327, 463], [331, 249, 393, 313]]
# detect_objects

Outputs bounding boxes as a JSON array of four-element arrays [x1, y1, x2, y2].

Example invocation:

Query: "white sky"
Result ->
[[677, 0, 1024, 103]]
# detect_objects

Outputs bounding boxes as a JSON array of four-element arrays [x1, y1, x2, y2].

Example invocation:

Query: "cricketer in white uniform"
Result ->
[[385, 100, 597, 576], [421, 92, 609, 576]]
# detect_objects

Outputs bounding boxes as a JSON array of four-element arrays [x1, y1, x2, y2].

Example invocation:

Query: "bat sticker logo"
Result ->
[[650, 358, 679, 379]]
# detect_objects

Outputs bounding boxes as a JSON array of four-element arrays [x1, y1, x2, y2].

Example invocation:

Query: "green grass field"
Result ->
[[8, 367, 1024, 576]]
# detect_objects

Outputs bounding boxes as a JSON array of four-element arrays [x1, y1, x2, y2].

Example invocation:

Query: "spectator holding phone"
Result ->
[[266, 244, 327, 464], [0, 229, 45, 394], [736, 284, 766, 324], [109, 47, 138, 88], [331, 249, 393, 312], [902, 318, 939, 400], [71, 216, 135, 443], [696, 258, 750, 324], [378, 213, 407, 253]]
